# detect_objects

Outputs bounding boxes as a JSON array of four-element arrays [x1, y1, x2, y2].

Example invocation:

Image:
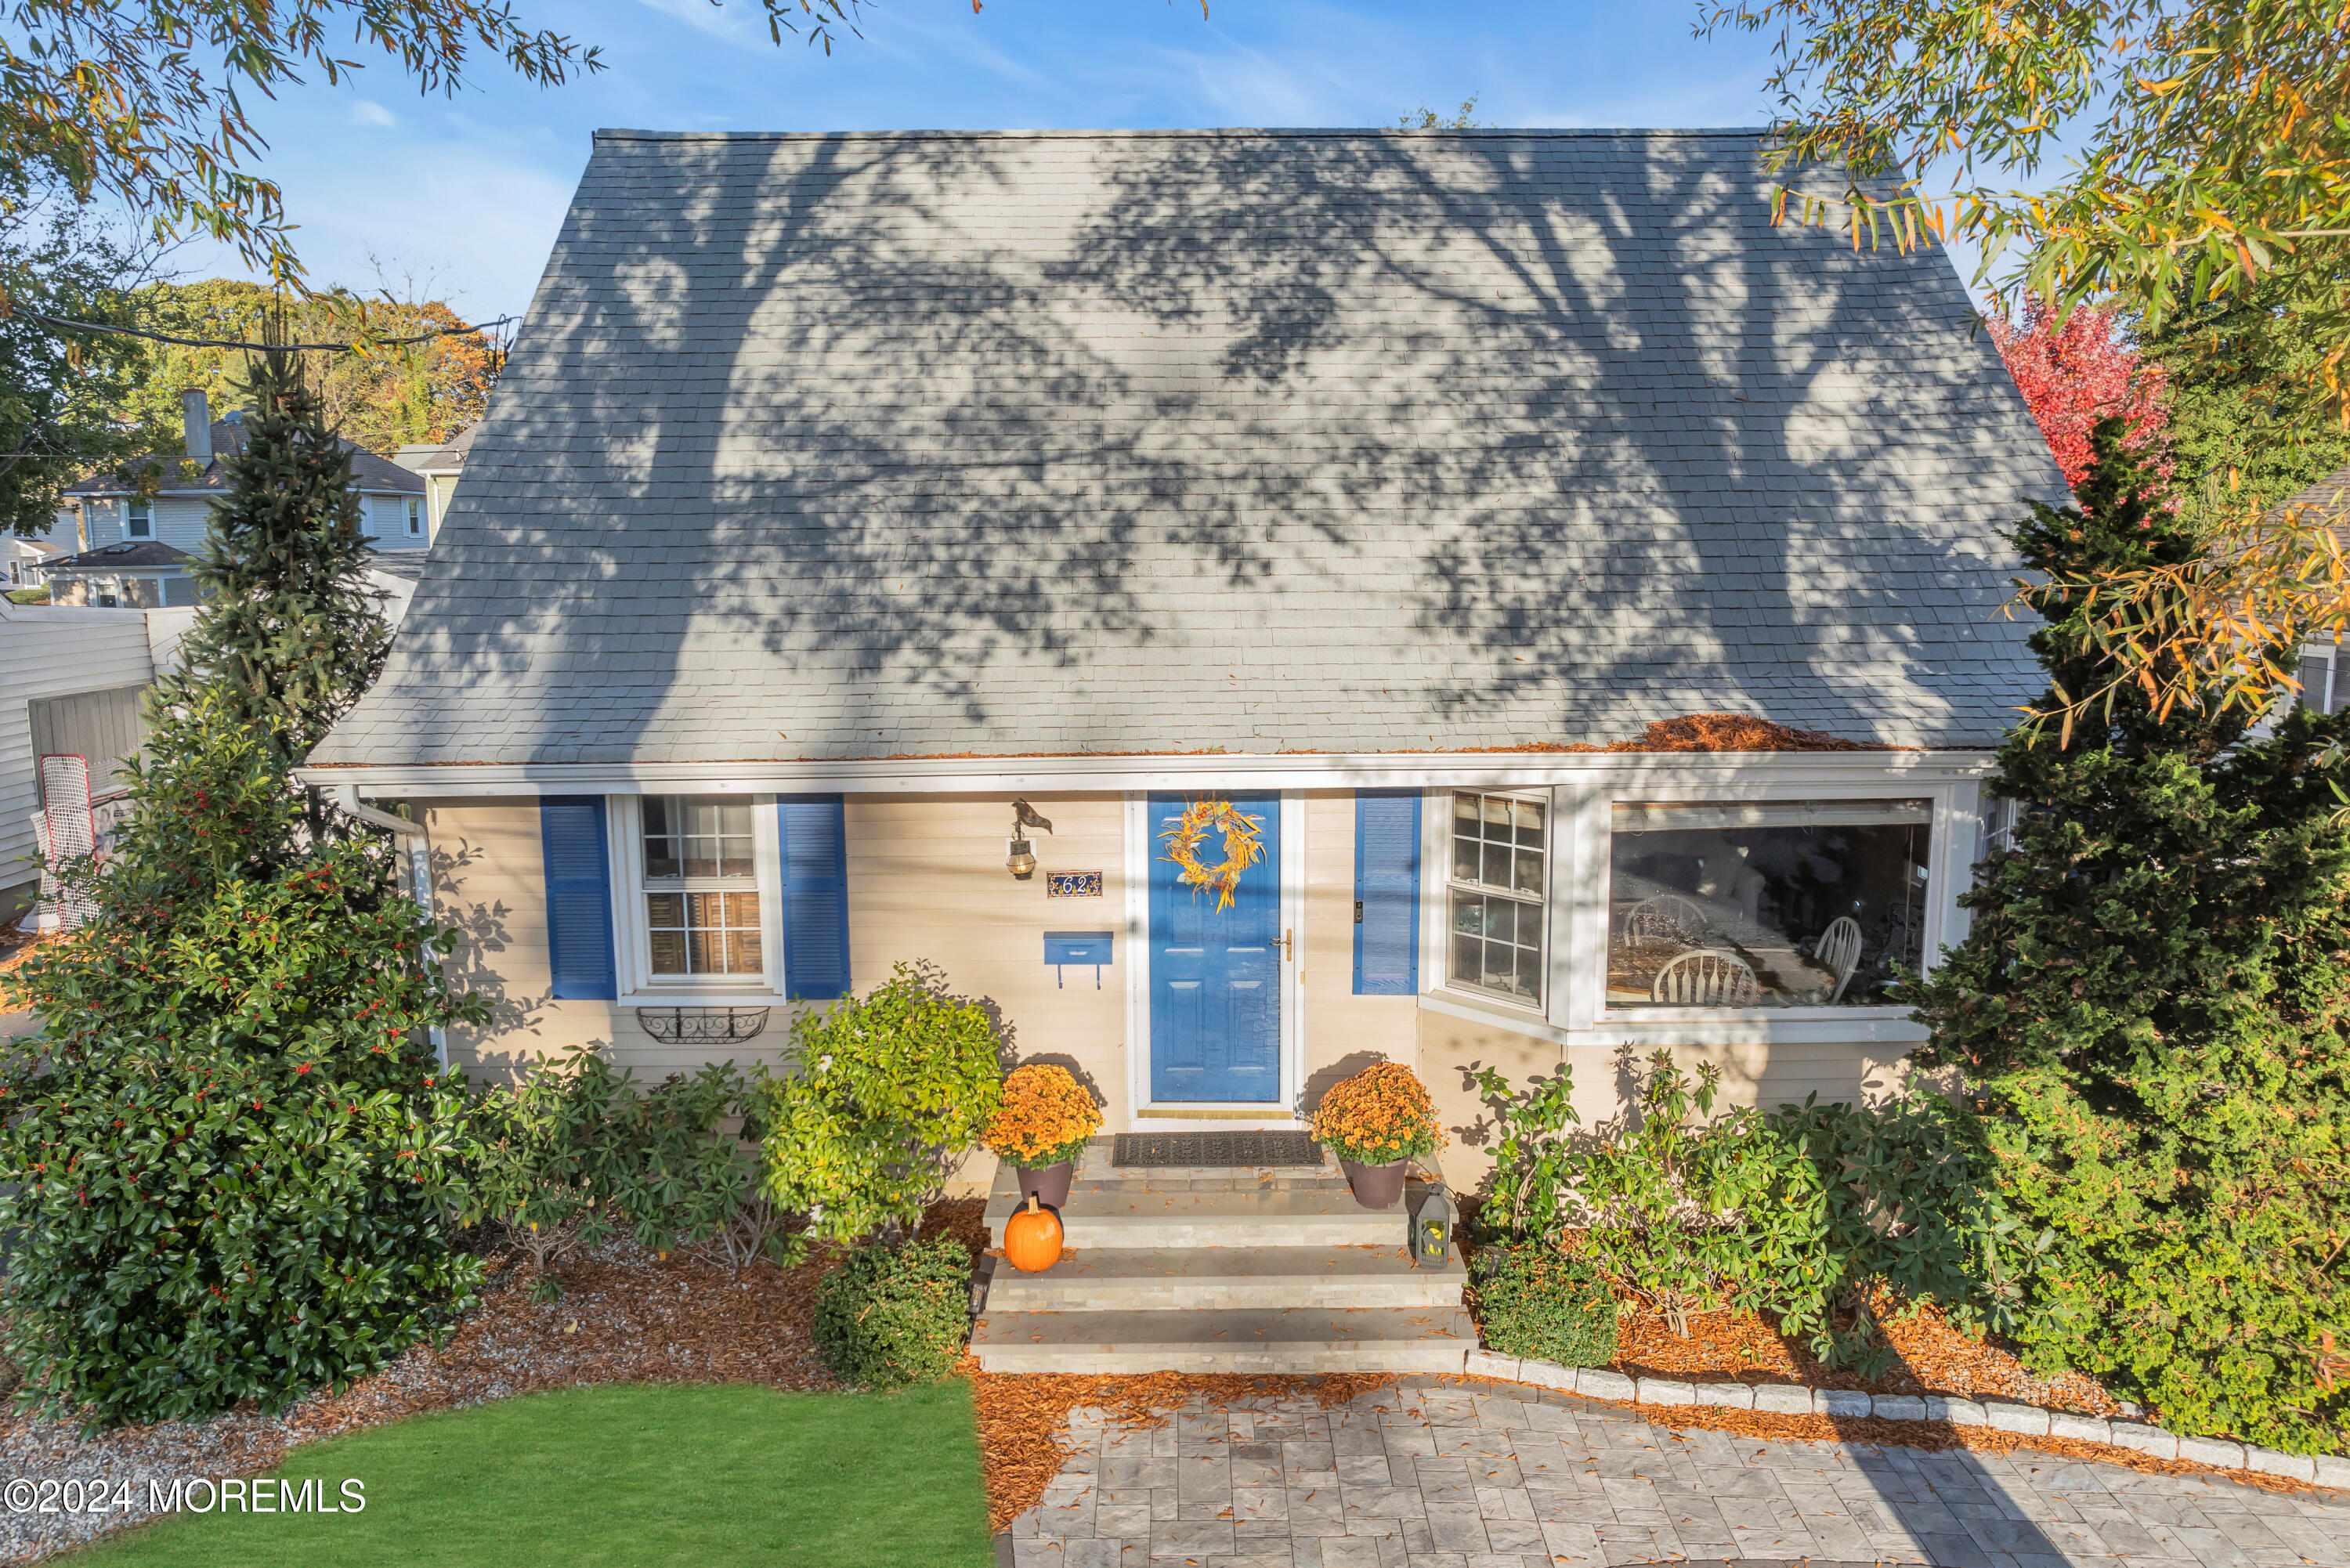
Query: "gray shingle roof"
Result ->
[[47, 540, 193, 572], [2275, 464, 2350, 540], [67, 422, 424, 497], [312, 127, 2064, 769]]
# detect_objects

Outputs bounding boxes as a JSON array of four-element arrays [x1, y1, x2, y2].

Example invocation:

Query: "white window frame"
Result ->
[[1417, 764, 1979, 1050], [405, 497, 424, 538], [1436, 787, 1553, 1016], [124, 499, 152, 540], [2301, 638, 2340, 715], [1571, 777, 1966, 1038], [607, 793, 786, 1003]]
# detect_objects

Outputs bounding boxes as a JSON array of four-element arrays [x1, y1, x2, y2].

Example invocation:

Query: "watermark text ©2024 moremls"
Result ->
[[5, 1477, 366, 1516]]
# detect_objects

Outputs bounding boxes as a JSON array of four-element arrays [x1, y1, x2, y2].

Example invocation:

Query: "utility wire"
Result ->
[[8, 309, 518, 353]]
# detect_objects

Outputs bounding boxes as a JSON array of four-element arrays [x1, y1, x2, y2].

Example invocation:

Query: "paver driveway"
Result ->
[[1003, 1375, 2350, 1568]]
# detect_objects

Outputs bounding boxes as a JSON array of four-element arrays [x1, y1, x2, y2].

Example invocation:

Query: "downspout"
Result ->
[[327, 784, 448, 1068]]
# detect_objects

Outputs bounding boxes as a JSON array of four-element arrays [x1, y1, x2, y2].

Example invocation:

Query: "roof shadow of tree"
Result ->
[[334, 129, 2052, 770]]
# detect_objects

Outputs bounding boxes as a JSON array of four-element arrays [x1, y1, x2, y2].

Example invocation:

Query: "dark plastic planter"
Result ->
[[1340, 1157, 1408, 1210], [1015, 1160, 1074, 1210]]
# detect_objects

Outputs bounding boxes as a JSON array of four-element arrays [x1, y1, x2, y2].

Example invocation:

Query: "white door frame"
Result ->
[[1123, 789, 1306, 1129]]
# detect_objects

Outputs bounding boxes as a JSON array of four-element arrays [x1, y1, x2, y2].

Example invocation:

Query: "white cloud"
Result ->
[[350, 99, 397, 128]]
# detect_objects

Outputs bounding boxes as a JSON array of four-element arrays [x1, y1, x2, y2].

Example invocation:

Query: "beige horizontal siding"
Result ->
[[1419, 1006, 1916, 1190]]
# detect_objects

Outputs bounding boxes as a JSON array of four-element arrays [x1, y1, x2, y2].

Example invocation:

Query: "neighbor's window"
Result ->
[[1607, 800, 1930, 1010], [405, 497, 424, 537], [2299, 642, 2341, 715], [641, 795, 761, 976], [125, 500, 152, 540], [1448, 791, 1547, 1006]]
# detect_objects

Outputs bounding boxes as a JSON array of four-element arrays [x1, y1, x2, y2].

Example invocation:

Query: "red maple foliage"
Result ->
[[1988, 301, 2174, 493]]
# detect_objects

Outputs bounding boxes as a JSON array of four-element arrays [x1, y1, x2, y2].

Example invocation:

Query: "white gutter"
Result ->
[[329, 784, 422, 838], [295, 747, 1999, 800], [322, 784, 447, 1069]]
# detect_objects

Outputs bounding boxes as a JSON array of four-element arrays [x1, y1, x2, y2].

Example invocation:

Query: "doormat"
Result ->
[[1112, 1132, 1323, 1168]]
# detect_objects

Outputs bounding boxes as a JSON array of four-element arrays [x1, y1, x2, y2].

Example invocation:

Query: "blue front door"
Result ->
[[1149, 793, 1282, 1103]]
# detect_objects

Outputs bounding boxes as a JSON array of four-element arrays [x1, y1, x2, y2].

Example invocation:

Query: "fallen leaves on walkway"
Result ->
[[967, 1369, 1394, 1531]]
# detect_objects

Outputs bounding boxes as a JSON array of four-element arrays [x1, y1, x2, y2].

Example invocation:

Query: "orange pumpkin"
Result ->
[[1003, 1194, 1063, 1273]]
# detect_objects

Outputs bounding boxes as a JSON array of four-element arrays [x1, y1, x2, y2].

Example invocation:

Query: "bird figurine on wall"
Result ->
[[1011, 798, 1054, 836]]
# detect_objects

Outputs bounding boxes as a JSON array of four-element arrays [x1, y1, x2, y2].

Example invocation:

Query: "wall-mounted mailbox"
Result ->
[[1044, 930, 1113, 989]]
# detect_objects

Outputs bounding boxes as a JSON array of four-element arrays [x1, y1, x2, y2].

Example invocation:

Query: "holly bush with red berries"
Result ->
[[1, 691, 487, 1425]]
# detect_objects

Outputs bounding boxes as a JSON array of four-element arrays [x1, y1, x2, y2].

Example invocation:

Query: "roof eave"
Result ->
[[294, 746, 1998, 799]]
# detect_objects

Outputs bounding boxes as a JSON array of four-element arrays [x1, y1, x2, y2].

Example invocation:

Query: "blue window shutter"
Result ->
[[540, 796, 616, 1001], [779, 794, 851, 1000], [1354, 789, 1422, 995]]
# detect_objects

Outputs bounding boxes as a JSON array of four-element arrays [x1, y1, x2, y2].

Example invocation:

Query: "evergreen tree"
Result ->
[[0, 349, 483, 1425], [1912, 418, 2350, 1454], [168, 348, 392, 781]]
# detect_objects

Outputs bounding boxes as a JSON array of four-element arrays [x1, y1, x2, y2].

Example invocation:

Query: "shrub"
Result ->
[[1311, 1060, 1438, 1166], [1911, 421, 2350, 1454], [1474, 1053, 2003, 1372], [1563, 1055, 1822, 1342], [1470, 1062, 1582, 1238], [982, 1062, 1101, 1169], [0, 699, 485, 1425], [466, 1051, 786, 1286], [812, 1236, 973, 1388], [764, 963, 1004, 1249], [1472, 1242, 1618, 1367]]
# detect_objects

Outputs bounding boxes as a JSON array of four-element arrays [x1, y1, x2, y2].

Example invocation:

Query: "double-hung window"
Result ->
[[639, 796, 763, 978], [405, 497, 424, 538], [125, 500, 152, 540], [1446, 790, 1548, 1006]]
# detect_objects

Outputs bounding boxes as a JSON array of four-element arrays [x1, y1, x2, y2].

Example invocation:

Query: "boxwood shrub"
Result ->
[[813, 1236, 973, 1388], [1471, 1241, 1618, 1368]]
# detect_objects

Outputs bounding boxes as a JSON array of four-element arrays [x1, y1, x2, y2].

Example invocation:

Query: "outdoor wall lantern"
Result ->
[[1007, 797, 1054, 880]]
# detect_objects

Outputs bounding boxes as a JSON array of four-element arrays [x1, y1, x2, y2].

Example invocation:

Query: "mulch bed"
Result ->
[[1607, 1297, 2124, 1415]]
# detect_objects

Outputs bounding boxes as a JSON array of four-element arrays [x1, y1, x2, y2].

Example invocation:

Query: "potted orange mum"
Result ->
[[1311, 1060, 1439, 1209], [982, 1062, 1102, 1209]]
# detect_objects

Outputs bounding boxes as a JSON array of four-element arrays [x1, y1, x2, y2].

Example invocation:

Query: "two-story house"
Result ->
[[46, 391, 430, 608]]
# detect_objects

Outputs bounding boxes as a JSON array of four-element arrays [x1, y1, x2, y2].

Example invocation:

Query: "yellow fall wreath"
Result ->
[[1159, 798, 1266, 912]]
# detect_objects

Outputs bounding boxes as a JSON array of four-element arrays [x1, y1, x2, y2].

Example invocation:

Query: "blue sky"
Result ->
[[177, 0, 1813, 321]]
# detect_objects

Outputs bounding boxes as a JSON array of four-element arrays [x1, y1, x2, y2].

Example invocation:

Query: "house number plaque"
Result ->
[[1046, 871, 1104, 898]]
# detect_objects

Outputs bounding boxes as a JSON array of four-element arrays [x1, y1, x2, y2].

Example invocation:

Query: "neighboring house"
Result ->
[[51, 390, 429, 608], [392, 421, 476, 541], [2280, 465, 2350, 715], [42, 540, 197, 609], [0, 598, 175, 921], [2, 534, 65, 591], [298, 128, 2064, 1191]]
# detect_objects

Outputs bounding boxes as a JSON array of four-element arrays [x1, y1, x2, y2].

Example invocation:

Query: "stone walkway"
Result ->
[[1003, 1376, 2350, 1568]]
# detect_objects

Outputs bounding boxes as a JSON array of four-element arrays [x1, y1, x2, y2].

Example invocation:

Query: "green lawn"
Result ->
[[76, 1381, 996, 1568]]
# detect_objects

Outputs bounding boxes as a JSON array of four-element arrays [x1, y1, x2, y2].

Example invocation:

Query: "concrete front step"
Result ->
[[982, 1244, 1466, 1312], [969, 1306, 1480, 1375], [985, 1185, 1417, 1249]]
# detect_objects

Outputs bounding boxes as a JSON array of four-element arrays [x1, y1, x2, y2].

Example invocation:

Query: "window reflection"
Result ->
[[1607, 800, 1929, 1009]]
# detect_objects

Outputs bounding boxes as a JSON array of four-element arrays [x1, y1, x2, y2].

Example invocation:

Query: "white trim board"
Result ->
[[302, 748, 1996, 800]]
